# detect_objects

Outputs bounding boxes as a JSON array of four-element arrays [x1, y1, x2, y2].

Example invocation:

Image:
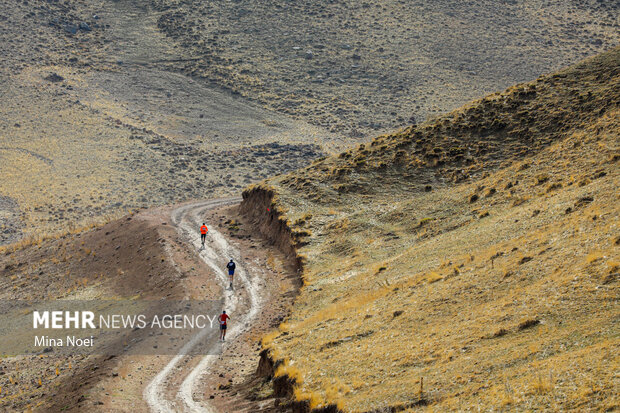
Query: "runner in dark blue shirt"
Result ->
[[226, 259, 236, 289]]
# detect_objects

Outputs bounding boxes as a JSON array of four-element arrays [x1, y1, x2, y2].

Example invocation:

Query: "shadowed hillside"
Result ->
[[241, 48, 619, 412], [150, 0, 618, 137]]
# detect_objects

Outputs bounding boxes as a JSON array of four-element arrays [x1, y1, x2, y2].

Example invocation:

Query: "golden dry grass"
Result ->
[[252, 49, 620, 411]]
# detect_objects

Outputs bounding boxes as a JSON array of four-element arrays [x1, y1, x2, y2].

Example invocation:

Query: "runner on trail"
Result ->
[[219, 310, 230, 341], [226, 259, 236, 289], [200, 223, 208, 246]]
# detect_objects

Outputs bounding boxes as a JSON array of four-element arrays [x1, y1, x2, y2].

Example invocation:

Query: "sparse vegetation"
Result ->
[[425, 272, 443, 284], [148, 0, 618, 138], [244, 48, 620, 412], [1, 0, 619, 409]]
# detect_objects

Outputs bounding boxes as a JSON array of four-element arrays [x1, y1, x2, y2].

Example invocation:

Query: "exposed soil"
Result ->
[[0, 198, 301, 412], [0, 1, 618, 412], [177, 204, 302, 412], [1, 0, 618, 244], [0, 206, 187, 411]]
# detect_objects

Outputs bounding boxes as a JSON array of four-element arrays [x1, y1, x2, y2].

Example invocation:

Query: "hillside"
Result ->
[[1, 0, 618, 247], [240, 48, 620, 411], [0, 0, 333, 245], [0, 208, 190, 411], [150, 0, 618, 137]]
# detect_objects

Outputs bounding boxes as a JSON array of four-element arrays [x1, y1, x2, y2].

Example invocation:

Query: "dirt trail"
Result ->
[[144, 198, 265, 412]]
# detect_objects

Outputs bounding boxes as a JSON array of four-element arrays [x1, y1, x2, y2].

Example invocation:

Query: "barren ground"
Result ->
[[0, 1, 618, 412], [0, 200, 299, 412], [1, 0, 617, 244]]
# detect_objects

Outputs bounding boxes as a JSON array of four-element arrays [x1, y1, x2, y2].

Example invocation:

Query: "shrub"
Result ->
[[418, 217, 434, 227], [518, 318, 540, 330], [586, 251, 604, 263], [426, 272, 443, 283], [535, 174, 549, 185]]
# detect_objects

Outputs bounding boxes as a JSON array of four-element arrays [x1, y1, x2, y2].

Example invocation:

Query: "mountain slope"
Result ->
[[241, 47, 620, 411], [149, 0, 618, 137], [0, 0, 332, 245], [1, 0, 617, 245]]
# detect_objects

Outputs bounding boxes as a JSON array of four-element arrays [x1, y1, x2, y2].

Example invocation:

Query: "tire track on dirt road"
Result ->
[[144, 198, 264, 412]]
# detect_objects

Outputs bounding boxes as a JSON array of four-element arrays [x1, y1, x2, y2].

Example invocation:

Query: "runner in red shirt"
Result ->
[[219, 310, 230, 341], [200, 223, 208, 247]]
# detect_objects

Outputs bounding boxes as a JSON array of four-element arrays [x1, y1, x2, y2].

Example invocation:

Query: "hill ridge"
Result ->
[[240, 47, 620, 412]]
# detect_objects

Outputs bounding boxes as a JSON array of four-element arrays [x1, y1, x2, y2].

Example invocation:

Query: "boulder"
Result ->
[[64, 23, 78, 35], [44, 73, 64, 82]]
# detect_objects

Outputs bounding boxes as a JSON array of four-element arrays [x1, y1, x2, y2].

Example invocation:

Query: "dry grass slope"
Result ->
[[247, 48, 620, 412]]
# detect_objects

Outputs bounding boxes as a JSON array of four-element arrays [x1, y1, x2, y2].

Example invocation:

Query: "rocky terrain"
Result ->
[[0, 0, 337, 245], [0, 1, 618, 412]]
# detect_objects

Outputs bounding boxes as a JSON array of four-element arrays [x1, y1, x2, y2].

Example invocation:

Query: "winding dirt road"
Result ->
[[144, 198, 265, 412]]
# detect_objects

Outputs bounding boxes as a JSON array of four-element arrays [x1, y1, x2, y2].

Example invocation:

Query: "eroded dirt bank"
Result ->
[[170, 200, 298, 413], [231, 188, 342, 413]]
